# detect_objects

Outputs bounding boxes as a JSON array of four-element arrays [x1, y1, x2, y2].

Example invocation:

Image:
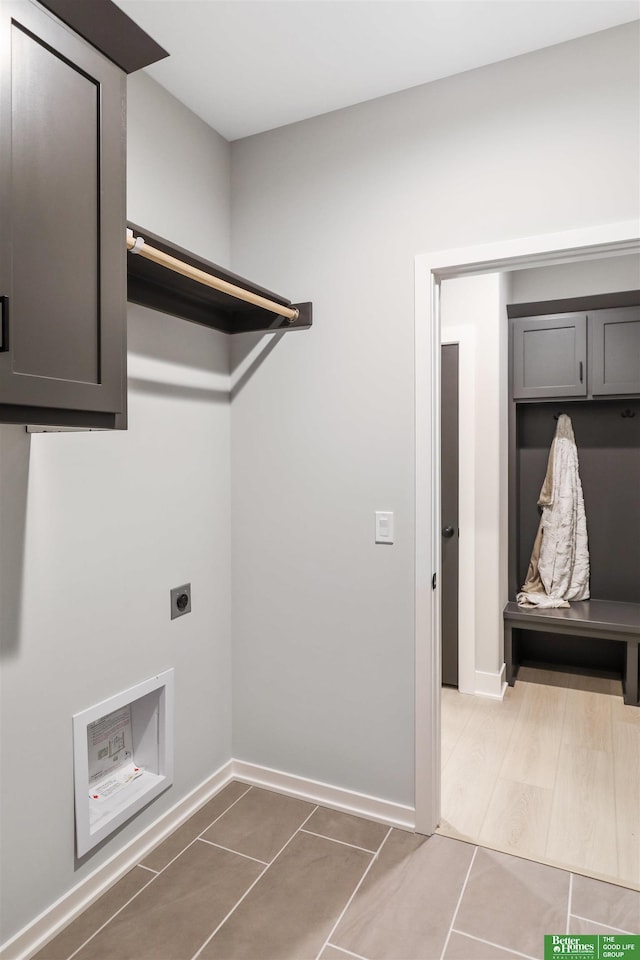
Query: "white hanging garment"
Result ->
[[517, 414, 590, 608]]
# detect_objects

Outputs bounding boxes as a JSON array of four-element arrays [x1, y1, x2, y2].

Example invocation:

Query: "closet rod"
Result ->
[[125, 230, 299, 321]]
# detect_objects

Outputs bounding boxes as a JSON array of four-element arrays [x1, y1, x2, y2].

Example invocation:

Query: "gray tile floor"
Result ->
[[34, 783, 640, 960]]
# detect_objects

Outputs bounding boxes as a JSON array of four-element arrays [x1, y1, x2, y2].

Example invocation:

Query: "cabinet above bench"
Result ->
[[511, 304, 640, 400]]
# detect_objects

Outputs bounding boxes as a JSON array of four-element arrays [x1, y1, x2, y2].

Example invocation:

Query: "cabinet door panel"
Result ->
[[0, 1, 125, 415], [591, 307, 640, 396], [12, 23, 99, 384], [513, 313, 587, 399]]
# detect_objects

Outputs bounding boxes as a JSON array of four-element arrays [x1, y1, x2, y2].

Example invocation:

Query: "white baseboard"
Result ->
[[474, 663, 507, 700], [2, 759, 415, 960], [232, 759, 415, 832], [1, 761, 235, 960]]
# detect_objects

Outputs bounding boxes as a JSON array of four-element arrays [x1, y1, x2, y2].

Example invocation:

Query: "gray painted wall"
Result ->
[[0, 75, 232, 942], [229, 23, 640, 805]]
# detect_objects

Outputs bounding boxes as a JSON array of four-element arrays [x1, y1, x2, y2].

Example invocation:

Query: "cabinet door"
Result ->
[[512, 313, 587, 399], [591, 307, 640, 396], [0, 1, 126, 420]]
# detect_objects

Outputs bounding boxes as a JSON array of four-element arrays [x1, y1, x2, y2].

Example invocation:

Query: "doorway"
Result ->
[[413, 220, 640, 839]]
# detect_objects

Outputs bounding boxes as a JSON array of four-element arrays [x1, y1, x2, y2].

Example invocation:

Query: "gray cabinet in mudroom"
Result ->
[[512, 312, 587, 399], [0, 0, 166, 429], [512, 305, 640, 401], [591, 307, 640, 396]]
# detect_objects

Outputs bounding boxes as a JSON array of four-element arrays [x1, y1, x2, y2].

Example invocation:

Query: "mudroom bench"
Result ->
[[503, 599, 640, 706]]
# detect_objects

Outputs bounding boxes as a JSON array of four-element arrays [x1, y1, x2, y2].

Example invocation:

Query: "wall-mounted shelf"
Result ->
[[126, 223, 312, 335]]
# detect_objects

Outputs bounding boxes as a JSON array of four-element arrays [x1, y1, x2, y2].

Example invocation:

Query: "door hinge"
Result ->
[[432, 573, 437, 590]]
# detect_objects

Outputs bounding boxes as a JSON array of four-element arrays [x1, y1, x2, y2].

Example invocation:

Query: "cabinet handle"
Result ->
[[579, 360, 583, 383], [0, 296, 8, 352]]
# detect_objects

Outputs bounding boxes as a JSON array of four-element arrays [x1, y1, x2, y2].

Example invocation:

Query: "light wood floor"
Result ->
[[438, 666, 640, 891]]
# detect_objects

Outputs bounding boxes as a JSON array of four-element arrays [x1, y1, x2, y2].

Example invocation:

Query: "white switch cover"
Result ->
[[375, 511, 394, 544]]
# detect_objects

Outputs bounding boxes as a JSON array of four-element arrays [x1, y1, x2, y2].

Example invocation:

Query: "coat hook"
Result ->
[[621, 409, 636, 418], [553, 412, 564, 421]]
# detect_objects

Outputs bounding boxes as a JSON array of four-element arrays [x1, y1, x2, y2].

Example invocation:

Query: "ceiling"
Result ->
[[114, 1, 640, 141]]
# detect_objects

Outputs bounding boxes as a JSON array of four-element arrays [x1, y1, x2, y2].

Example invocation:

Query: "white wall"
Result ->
[[230, 23, 640, 805], [510, 254, 640, 303], [0, 74, 232, 943]]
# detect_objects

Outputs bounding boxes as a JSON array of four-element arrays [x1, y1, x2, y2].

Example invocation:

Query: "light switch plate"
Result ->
[[375, 511, 394, 544]]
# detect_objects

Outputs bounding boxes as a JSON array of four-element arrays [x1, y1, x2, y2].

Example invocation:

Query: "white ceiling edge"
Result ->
[[115, 1, 640, 140]]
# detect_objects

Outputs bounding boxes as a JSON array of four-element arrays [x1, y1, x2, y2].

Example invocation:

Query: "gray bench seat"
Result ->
[[504, 599, 640, 706]]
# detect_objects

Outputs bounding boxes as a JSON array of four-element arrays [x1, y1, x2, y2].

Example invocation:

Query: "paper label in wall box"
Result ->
[[89, 762, 144, 801], [87, 704, 133, 784]]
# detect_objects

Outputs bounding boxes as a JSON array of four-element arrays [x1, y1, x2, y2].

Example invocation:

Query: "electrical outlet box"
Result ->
[[170, 583, 191, 619]]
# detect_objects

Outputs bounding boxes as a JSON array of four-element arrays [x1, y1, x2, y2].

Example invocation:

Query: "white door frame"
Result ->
[[414, 220, 640, 835]]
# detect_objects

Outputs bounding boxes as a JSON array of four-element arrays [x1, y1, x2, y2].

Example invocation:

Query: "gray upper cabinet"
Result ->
[[512, 305, 640, 401], [512, 313, 587, 399], [0, 1, 167, 429], [591, 306, 640, 396]]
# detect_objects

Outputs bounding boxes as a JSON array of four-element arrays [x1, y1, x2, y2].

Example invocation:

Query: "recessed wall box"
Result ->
[[73, 669, 174, 857]]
